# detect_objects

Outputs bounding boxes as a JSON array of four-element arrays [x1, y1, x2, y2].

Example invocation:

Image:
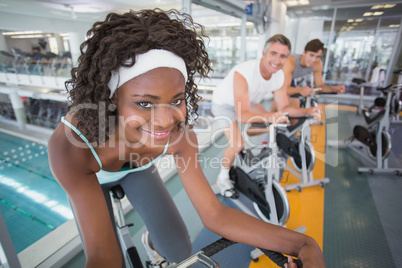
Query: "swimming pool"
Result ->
[[0, 132, 73, 253]]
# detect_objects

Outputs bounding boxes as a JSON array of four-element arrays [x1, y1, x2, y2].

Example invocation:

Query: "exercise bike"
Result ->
[[293, 87, 321, 109], [108, 185, 302, 268], [228, 121, 299, 262], [328, 83, 402, 176], [276, 114, 330, 192], [291, 88, 324, 128], [229, 122, 291, 226]]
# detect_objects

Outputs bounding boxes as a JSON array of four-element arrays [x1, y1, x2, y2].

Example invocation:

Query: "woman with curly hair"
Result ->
[[48, 8, 325, 268]]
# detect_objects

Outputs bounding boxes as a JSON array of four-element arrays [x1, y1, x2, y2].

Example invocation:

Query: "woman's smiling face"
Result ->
[[114, 67, 187, 148]]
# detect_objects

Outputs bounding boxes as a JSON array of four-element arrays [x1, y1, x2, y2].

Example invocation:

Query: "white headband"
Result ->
[[108, 49, 188, 98]]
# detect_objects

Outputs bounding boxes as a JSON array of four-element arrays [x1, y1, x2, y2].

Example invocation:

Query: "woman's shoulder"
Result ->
[[48, 118, 100, 176]]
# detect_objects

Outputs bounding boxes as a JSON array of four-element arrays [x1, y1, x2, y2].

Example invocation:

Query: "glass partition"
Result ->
[[0, 30, 72, 77], [288, 3, 402, 87], [191, 4, 259, 78], [322, 5, 401, 85]]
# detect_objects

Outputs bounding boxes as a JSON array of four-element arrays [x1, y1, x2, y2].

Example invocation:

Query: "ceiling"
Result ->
[[0, 0, 401, 21], [287, 0, 402, 33], [0, 0, 184, 22], [0, 0, 401, 32]]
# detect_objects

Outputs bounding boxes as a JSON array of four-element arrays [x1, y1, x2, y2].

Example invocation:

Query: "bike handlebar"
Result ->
[[377, 83, 402, 92], [168, 237, 303, 268]]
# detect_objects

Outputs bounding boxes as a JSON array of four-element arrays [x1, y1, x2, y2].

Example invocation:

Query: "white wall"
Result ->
[[269, 0, 287, 35], [283, 16, 299, 54], [257, 0, 288, 54], [284, 17, 325, 55]]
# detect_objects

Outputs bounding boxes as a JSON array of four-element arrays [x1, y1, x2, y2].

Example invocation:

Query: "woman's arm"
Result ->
[[48, 125, 122, 268], [173, 128, 325, 267]]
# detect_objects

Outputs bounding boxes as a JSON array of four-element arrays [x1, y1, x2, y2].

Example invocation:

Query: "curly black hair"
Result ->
[[66, 8, 212, 145]]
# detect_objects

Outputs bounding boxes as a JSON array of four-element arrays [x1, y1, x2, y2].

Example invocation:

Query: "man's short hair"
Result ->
[[263, 34, 291, 53], [305, 39, 324, 53]]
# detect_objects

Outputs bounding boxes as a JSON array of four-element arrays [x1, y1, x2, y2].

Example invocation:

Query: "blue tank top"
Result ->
[[61, 117, 170, 184]]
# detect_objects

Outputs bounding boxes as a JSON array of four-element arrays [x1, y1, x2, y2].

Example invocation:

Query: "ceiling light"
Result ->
[[373, 11, 383, 16], [312, 5, 329, 10], [363, 12, 373, 16], [355, 18, 363, 22], [347, 19, 354, 23], [285, 0, 310, 7], [389, 24, 400, 28], [371, 4, 396, 9], [3, 31, 43, 36], [11, 34, 53, 39], [371, 5, 383, 9], [384, 4, 396, 8]]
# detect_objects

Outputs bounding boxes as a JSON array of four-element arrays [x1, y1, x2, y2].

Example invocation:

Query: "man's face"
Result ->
[[261, 42, 290, 74], [302, 50, 323, 67]]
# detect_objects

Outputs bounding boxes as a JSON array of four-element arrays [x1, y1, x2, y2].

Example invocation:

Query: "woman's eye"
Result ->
[[172, 99, 183, 105], [138, 102, 152, 108]]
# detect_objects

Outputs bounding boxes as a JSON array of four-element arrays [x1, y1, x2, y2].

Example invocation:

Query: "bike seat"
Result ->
[[251, 122, 270, 128], [352, 78, 366, 85], [111, 185, 125, 199]]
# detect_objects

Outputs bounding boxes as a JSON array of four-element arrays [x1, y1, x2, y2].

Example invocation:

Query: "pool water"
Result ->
[[0, 132, 73, 253]]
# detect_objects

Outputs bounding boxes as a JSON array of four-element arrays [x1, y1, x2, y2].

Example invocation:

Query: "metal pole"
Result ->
[[365, 18, 381, 82], [240, 13, 247, 62], [323, 7, 337, 82], [0, 210, 22, 268], [182, 0, 192, 15], [384, 17, 402, 86]]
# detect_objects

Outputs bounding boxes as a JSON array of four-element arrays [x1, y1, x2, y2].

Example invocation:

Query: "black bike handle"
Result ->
[[201, 237, 302, 268]]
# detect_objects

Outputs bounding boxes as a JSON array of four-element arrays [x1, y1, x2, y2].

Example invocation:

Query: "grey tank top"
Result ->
[[292, 54, 314, 80]]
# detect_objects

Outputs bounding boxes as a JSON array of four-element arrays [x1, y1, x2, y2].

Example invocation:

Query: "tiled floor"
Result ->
[[323, 107, 401, 268]]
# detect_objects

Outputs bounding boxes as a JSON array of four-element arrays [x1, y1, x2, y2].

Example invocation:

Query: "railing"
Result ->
[[0, 50, 71, 89]]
